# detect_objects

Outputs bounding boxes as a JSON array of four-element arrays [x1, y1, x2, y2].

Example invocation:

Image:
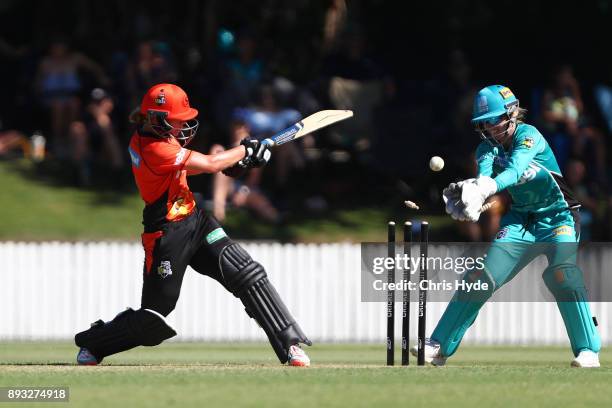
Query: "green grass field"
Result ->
[[1, 343, 610, 407]]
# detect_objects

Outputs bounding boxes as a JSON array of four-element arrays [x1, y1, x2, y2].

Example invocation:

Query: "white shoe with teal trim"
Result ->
[[287, 344, 310, 367], [571, 350, 600, 368], [409, 338, 447, 366]]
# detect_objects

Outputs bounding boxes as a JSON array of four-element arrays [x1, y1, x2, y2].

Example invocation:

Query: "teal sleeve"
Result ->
[[475, 143, 493, 177], [494, 131, 542, 191]]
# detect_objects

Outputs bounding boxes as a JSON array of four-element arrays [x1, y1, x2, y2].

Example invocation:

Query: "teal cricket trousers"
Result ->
[[431, 209, 601, 357]]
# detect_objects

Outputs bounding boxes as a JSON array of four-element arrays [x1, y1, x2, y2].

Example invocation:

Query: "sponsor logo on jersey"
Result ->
[[522, 136, 534, 149], [128, 146, 141, 167], [552, 225, 574, 237], [517, 163, 541, 185], [157, 261, 173, 279], [174, 148, 186, 165], [499, 87, 514, 99], [206, 227, 227, 244]]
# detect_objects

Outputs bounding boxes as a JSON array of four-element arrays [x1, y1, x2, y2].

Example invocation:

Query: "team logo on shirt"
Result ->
[[157, 261, 173, 279], [155, 92, 166, 106], [522, 136, 534, 149], [499, 87, 514, 99], [168, 197, 194, 220]]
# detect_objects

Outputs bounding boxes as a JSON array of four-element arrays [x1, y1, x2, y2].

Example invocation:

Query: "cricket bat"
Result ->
[[262, 110, 353, 147]]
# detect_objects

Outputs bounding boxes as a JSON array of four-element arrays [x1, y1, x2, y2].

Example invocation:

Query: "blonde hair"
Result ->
[[515, 107, 528, 123]]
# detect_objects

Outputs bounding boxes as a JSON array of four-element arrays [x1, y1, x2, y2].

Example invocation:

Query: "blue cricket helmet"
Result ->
[[471, 85, 519, 124]]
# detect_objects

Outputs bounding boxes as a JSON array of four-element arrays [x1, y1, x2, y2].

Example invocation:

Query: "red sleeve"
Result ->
[[142, 140, 193, 174]]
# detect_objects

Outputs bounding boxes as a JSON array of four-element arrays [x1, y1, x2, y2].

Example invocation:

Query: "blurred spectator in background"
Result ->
[[323, 28, 389, 152], [541, 65, 607, 184], [214, 30, 265, 125], [35, 38, 110, 156], [322, 0, 347, 52], [541, 64, 583, 170], [438, 49, 479, 176], [226, 31, 263, 97], [0, 38, 28, 130], [211, 120, 280, 223], [565, 158, 598, 240], [234, 84, 305, 188], [68, 88, 124, 186], [127, 40, 178, 108], [594, 80, 612, 135], [0, 128, 29, 158]]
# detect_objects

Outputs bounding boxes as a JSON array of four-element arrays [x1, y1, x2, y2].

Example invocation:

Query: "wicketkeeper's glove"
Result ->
[[442, 180, 469, 221], [460, 176, 497, 222]]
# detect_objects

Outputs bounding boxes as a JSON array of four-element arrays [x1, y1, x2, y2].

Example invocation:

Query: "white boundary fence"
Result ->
[[0, 241, 609, 345]]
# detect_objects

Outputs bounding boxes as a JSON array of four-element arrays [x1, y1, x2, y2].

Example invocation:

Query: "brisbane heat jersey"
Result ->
[[476, 123, 579, 214], [128, 131, 196, 229]]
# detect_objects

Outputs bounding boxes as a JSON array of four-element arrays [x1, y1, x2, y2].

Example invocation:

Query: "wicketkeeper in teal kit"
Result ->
[[411, 85, 601, 367]]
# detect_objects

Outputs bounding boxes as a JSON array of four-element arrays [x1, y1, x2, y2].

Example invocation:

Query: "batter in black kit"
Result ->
[[75, 83, 311, 367]]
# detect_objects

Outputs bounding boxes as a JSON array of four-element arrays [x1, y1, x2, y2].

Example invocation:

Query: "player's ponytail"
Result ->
[[515, 107, 528, 123], [129, 108, 147, 126]]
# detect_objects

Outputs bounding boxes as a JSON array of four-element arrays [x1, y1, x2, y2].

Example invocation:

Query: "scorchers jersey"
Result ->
[[476, 123, 580, 214], [128, 131, 196, 229]]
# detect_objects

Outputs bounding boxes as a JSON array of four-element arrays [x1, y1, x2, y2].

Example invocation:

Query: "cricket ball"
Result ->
[[429, 156, 444, 172]]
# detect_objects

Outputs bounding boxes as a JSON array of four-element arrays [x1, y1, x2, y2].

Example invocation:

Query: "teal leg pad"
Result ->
[[432, 226, 538, 357], [432, 262, 498, 357], [542, 264, 601, 355], [431, 297, 484, 357]]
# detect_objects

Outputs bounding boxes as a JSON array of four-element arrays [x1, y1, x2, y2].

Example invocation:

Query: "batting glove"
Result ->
[[239, 138, 272, 168]]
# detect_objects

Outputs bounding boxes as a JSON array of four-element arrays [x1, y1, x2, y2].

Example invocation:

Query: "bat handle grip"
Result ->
[[261, 138, 275, 147]]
